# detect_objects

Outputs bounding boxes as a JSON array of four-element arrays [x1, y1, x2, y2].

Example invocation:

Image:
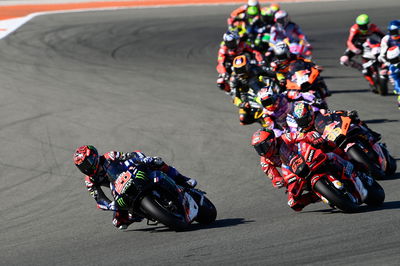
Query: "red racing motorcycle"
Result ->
[[282, 141, 385, 212]]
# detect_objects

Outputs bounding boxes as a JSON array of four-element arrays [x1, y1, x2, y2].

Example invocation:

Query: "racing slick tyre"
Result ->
[[194, 196, 217, 225], [347, 145, 386, 180], [364, 179, 385, 207], [313, 178, 360, 213], [140, 195, 189, 231]]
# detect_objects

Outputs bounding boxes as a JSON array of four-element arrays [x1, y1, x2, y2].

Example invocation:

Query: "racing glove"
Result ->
[[143, 156, 165, 168], [272, 176, 284, 189], [305, 131, 325, 148]]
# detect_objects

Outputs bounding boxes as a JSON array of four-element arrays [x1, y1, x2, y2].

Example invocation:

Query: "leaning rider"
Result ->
[[73, 145, 196, 230]]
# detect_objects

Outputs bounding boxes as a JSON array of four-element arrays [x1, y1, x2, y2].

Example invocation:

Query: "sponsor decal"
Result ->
[[307, 149, 315, 162]]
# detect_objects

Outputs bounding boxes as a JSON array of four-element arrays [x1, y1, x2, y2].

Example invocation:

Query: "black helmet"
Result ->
[[73, 145, 100, 176], [273, 42, 290, 62], [223, 30, 240, 50], [292, 102, 315, 131]]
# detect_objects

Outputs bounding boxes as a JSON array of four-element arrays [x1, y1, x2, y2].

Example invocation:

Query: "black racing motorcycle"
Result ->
[[107, 159, 217, 231]]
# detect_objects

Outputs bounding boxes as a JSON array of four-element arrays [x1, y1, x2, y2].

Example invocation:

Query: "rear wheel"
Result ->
[[347, 145, 386, 180], [140, 195, 189, 231], [377, 77, 388, 95], [313, 178, 359, 213]]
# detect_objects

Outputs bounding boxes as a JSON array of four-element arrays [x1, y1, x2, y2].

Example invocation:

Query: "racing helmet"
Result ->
[[275, 10, 289, 26], [73, 145, 100, 176], [223, 30, 240, 50], [251, 128, 277, 157], [292, 102, 315, 131], [387, 46, 400, 65], [270, 3, 280, 14], [274, 41, 291, 62], [247, 5, 259, 17], [260, 7, 274, 24], [356, 14, 370, 34], [247, 0, 259, 6], [233, 55, 249, 76], [258, 86, 279, 111], [388, 20, 400, 40]]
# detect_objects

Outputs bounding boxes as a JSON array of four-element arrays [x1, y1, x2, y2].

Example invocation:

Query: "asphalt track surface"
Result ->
[[1, 0, 400, 265]]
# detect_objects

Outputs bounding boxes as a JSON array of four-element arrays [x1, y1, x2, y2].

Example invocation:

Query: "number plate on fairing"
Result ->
[[184, 192, 199, 222]]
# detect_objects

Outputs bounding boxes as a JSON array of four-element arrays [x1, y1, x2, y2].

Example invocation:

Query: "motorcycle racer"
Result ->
[[269, 42, 321, 91], [227, 0, 261, 28], [269, 10, 310, 52], [386, 46, 400, 108], [217, 30, 263, 92], [73, 145, 197, 230], [229, 55, 275, 124], [257, 86, 292, 134], [379, 20, 400, 65], [340, 14, 385, 86], [251, 128, 327, 211]]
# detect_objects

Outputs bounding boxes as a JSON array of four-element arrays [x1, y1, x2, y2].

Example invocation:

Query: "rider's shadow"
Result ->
[[363, 119, 399, 124], [127, 218, 253, 233]]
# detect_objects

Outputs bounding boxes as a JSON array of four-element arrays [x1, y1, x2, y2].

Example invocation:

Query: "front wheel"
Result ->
[[363, 178, 385, 207], [195, 196, 217, 225], [140, 195, 189, 231], [313, 178, 359, 213]]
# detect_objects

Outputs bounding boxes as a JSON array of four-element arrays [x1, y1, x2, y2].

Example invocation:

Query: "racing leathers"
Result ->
[[230, 64, 275, 124], [340, 23, 384, 71], [261, 93, 292, 135], [217, 41, 263, 92], [257, 131, 328, 210], [270, 21, 308, 45], [379, 34, 400, 64], [84, 151, 196, 229], [227, 2, 261, 28], [388, 62, 400, 108], [279, 131, 363, 211]]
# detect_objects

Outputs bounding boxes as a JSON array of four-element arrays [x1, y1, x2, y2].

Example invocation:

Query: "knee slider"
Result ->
[[340, 55, 349, 66]]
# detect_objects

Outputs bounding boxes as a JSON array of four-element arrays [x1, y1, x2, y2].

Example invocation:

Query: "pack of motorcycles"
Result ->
[[213, 7, 397, 218], [112, 6, 397, 231]]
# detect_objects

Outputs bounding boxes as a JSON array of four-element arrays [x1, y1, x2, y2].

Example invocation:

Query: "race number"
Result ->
[[115, 171, 132, 194]]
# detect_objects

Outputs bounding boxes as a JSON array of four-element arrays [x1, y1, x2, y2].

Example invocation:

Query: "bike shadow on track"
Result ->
[[363, 118, 399, 124], [126, 218, 253, 233], [302, 200, 400, 214]]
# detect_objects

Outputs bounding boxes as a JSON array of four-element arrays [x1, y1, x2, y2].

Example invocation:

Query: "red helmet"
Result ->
[[251, 128, 276, 157], [73, 145, 100, 176]]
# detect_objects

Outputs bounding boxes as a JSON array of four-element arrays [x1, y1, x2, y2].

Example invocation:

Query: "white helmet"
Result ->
[[274, 42, 290, 61], [275, 10, 289, 26], [248, 0, 259, 6]]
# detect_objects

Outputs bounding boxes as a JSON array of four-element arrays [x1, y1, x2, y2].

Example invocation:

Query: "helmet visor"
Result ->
[[77, 155, 99, 176], [276, 52, 288, 60], [359, 24, 368, 32], [389, 28, 399, 36], [226, 39, 238, 49], [261, 94, 277, 107], [254, 140, 273, 156], [296, 115, 313, 129]]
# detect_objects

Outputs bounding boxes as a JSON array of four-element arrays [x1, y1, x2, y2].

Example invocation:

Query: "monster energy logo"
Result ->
[[117, 198, 127, 207], [135, 170, 147, 180]]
